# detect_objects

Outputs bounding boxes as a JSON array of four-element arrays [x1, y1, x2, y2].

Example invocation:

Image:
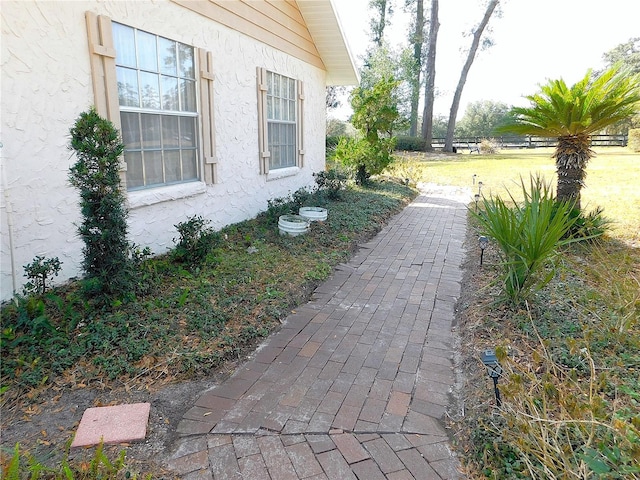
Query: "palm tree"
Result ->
[[501, 65, 640, 209]]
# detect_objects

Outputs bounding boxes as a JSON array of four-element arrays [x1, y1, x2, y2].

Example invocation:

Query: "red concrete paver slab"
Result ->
[[316, 449, 358, 480], [71, 403, 150, 447], [351, 459, 388, 480], [330, 432, 369, 464], [166, 450, 209, 475], [238, 453, 271, 480], [286, 441, 324, 478]]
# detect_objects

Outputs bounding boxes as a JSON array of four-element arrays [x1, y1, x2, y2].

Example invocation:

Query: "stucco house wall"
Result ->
[[0, 0, 356, 301]]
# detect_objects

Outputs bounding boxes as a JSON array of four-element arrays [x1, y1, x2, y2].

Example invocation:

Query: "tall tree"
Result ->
[[599, 37, 640, 133], [421, 0, 439, 150], [407, 0, 424, 136], [369, 0, 393, 47], [444, 0, 499, 152], [499, 66, 640, 209], [602, 37, 640, 74]]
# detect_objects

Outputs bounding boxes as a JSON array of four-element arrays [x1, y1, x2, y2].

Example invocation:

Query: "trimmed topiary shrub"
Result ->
[[69, 107, 129, 297]]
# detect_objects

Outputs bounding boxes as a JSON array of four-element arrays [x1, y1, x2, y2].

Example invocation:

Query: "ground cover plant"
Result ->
[[0, 178, 415, 474], [384, 149, 640, 478]]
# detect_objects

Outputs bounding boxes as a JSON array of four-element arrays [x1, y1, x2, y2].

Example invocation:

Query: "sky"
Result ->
[[331, 0, 640, 120]]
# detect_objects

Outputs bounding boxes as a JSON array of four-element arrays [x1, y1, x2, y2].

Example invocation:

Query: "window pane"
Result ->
[[143, 150, 163, 186], [274, 97, 281, 120], [178, 43, 195, 79], [161, 75, 179, 110], [164, 150, 181, 183], [141, 114, 161, 149], [137, 30, 158, 72], [180, 79, 196, 112], [113, 23, 136, 68], [182, 149, 198, 180], [289, 100, 295, 122], [125, 151, 144, 188], [140, 71, 160, 109], [114, 23, 200, 190], [162, 115, 180, 148], [117, 67, 139, 107], [159, 37, 177, 76], [289, 79, 296, 99], [120, 112, 141, 149], [179, 117, 196, 148], [267, 96, 273, 119]]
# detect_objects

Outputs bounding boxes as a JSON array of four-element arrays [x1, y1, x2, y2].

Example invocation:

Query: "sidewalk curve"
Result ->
[[167, 185, 470, 479]]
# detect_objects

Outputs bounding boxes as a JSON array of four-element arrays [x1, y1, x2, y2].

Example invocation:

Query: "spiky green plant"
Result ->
[[500, 65, 640, 209], [473, 175, 579, 303]]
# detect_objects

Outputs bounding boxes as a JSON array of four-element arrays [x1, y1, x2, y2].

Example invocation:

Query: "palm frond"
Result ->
[[498, 65, 640, 138]]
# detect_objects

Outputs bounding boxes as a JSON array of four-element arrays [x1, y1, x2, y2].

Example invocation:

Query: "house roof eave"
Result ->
[[296, 0, 360, 86]]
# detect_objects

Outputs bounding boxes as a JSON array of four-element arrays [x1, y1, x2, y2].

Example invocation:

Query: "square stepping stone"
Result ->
[[71, 403, 151, 448]]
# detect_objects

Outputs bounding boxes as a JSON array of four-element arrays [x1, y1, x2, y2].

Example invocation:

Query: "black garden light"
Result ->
[[472, 174, 477, 185], [477, 181, 483, 195], [481, 349, 502, 407], [478, 235, 489, 265], [474, 193, 481, 212]]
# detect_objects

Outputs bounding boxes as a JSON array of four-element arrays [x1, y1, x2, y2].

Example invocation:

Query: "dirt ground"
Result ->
[[1, 357, 244, 477]]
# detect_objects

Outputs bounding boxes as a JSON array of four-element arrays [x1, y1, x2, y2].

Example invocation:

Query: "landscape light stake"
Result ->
[[478, 235, 489, 265], [473, 174, 477, 185], [478, 181, 483, 195], [474, 193, 480, 212], [481, 349, 502, 407]]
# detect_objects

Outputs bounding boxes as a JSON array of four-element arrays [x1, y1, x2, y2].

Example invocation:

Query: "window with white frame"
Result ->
[[112, 22, 199, 189], [257, 67, 304, 174], [266, 71, 297, 170]]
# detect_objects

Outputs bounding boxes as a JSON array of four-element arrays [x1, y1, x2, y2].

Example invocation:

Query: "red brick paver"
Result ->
[[167, 187, 468, 478]]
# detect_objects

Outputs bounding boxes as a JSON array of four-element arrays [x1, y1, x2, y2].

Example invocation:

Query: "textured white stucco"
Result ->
[[1, 0, 327, 300]]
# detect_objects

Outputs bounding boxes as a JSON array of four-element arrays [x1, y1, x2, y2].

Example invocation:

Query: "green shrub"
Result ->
[[326, 135, 344, 149], [22, 256, 62, 295], [337, 76, 399, 185], [628, 128, 640, 152], [563, 206, 611, 241], [314, 169, 347, 200], [395, 136, 426, 151], [68, 108, 129, 297], [173, 215, 220, 265], [473, 175, 579, 303], [334, 136, 396, 185]]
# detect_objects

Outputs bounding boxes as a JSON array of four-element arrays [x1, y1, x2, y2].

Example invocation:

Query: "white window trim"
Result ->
[[266, 166, 300, 182], [127, 180, 207, 209]]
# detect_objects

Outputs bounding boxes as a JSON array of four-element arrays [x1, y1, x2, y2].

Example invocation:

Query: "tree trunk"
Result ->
[[421, 0, 439, 151], [444, 0, 499, 152], [409, 0, 424, 137], [370, 0, 389, 47], [554, 134, 593, 210]]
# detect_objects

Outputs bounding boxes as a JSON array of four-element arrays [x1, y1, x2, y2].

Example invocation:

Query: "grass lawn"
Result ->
[[390, 147, 640, 242]]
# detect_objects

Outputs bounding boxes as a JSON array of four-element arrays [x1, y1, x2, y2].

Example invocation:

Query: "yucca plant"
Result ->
[[473, 175, 578, 303], [499, 65, 640, 210]]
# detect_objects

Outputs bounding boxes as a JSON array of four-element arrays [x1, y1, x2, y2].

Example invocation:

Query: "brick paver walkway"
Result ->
[[166, 186, 469, 479]]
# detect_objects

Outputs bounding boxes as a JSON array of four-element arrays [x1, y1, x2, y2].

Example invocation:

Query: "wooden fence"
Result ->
[[430, 134, 628, 150]]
